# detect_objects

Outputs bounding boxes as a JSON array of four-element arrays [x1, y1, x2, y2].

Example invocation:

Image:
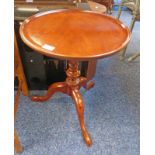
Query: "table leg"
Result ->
[[71, 89, 92, 146], [31, 60, 93, 146], [31, 82, 67, 102], [66, 61, 92, 146], [14, 81, 23, 153], [79, 77, 95, 90]]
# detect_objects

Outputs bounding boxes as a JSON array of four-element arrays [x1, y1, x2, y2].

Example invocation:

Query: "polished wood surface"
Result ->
[[86, 59, 97, 81], [20, 9, 130, 146], [14, 81, 23, 153], [31, 61, 94, 146], [15, 2, 97, 87], [20, 9, 130, 60], [14, 129, 23, 153]]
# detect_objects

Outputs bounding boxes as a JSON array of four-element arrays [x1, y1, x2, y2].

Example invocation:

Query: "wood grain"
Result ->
[[31, 61, 94, 146], [20, 9, 130, 60], [20, 9, 130, 146]]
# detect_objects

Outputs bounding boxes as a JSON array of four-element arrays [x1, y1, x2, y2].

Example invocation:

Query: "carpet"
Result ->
[[15, 11, 140, 155]]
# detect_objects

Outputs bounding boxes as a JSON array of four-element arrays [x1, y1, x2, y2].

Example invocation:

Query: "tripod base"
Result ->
[[31, 61, 95, 146]]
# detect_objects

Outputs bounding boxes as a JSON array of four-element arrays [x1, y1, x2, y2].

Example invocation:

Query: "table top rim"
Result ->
[[19, 9, 131, 61]]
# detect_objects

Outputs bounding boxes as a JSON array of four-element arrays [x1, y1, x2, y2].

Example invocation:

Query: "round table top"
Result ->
[[20, 9, 130, 60]]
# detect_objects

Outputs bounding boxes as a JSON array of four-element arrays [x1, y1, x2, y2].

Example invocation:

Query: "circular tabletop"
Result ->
[[20, 9, 130, 60]]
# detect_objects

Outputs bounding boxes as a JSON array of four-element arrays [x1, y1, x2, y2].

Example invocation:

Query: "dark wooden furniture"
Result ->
[[14, 32, 29, 153], [20, 9, 130, 146], [15, 0, 97, 90]]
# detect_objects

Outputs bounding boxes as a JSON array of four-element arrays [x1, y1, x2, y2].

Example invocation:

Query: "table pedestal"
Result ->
[[31, 60, 95, 146]]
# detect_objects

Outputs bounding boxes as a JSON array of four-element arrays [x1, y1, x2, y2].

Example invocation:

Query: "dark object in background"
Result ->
[[92, 0, 114, 13], [14, 0, 96, 90], [15, 21, 67, 90]]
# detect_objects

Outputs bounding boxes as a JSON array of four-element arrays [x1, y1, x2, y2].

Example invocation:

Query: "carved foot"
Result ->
[[79, 77, 95, 91], [31, 82, 67, 102], [85, 81, 95, 90], [71, 89, 92, 146]]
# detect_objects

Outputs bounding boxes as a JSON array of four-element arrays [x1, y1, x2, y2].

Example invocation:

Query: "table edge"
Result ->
[[19, 9, 131, 61]]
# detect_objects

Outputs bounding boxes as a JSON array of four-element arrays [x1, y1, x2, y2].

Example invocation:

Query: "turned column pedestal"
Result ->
[[31, 61, 94, 146]]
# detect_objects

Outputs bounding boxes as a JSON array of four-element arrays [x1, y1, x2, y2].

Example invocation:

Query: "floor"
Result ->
[[15, 11, 140, 155]]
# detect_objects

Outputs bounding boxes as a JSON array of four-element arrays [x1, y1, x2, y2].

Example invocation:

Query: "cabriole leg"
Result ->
[[71, 89, 92, 146]]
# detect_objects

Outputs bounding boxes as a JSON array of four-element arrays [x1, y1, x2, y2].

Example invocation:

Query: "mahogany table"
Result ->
[[20, 9, 130, 146]]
